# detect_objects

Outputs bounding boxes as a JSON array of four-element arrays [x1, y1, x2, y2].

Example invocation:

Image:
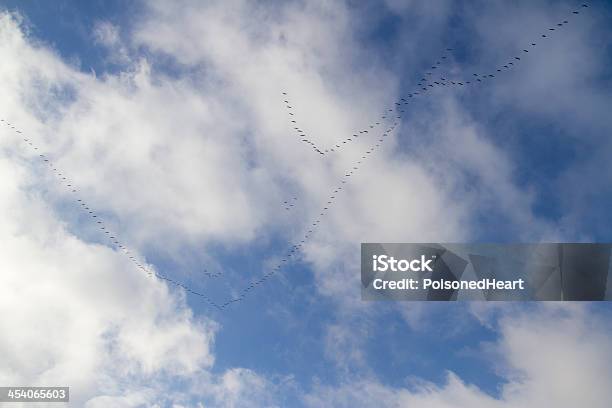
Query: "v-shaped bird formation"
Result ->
[[0, 2, 591, 311], [284, 3, 589, 158], [278, 2, 590, 213], [281, 49, 455, 157]]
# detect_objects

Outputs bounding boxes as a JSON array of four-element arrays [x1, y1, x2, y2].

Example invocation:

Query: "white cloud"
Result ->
[[93, 21, 130, 64], [1, 11, 279, 407], [2, 0, 610, 405], [0, 154, 218, 404], [303, 305, 612, 407], [93, 21, 120, 47], [199, 368, 281, 408]]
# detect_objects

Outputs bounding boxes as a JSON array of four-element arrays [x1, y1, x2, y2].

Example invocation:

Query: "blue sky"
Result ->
[[1, 0, 612, 407]]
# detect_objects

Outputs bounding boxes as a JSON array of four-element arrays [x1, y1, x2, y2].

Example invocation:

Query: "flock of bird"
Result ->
[[232, 120, 400, 306], [283, 3, 590, 159], [0, 118, 223, 309], [282, 91, 403, 156], [202, 269, 223, 278], [282, 196, 298, 211], [279, 2, 590, 213], [1, 2, 590, 311], [1, 104, 397, 310], [281, 50, 453, 157]]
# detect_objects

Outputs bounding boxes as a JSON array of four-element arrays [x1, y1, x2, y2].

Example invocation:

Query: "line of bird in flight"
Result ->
[[202, 269, 223, 278], [1, 2, 590, 311], [0, 119, 223, 309], [280, 2, 589, 213], [281, 4, 589, 159]]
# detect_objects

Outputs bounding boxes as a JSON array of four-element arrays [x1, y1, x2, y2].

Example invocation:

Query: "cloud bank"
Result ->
[[1, 0, 611, 405]]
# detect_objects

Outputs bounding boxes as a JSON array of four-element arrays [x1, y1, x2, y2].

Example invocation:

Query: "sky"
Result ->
[[0, 0, 611, 407]]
